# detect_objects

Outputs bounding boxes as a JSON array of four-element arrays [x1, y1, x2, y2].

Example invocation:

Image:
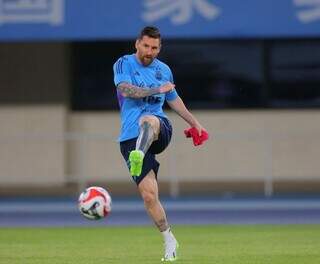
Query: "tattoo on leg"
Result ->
[[155, 217, 169, 232], [136, 121, 154, 153]]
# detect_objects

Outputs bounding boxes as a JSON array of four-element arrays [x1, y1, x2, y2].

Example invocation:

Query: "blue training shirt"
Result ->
[[113, 54, 178, 142]]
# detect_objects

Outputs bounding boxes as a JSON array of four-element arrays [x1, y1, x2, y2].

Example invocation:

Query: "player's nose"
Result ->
[[146, 47, 152, 55]]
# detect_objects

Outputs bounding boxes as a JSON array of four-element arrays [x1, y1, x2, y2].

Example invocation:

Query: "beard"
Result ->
[[142, 57, 153, 66], [140, 55, 154, 66]]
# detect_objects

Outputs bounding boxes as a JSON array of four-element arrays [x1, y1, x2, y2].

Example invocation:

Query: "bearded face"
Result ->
[[135, 36, 161, 66]]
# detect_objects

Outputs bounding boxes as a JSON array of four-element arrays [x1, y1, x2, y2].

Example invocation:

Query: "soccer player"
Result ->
[[113, 26, 207, 262]]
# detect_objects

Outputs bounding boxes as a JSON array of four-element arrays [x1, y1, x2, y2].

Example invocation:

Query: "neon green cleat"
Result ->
[[129, 150, 144, 176]]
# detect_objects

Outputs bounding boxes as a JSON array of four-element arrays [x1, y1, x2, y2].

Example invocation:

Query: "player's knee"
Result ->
[[140, 116, 160, 136], [140, 116, 159, 128], [141, 190, 157, 205]]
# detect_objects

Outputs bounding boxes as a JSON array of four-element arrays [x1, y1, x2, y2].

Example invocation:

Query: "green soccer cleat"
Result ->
[[129, 150, 144, 176]]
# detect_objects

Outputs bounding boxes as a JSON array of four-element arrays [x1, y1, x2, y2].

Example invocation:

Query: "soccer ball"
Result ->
[[78, 186, 112, 220]]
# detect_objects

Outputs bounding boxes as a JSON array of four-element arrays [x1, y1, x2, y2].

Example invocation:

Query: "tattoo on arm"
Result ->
[[117, 82, 160, 98], [155, 217, 169, 232]]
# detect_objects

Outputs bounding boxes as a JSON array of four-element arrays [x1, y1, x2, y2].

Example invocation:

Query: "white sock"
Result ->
[[161, 228, 175, 242]]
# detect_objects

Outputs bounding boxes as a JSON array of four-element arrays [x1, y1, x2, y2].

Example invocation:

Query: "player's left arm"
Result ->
[[167, 96, 205, 134]]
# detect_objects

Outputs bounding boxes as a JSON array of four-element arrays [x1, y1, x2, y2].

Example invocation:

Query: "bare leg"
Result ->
[[129, 115, 161, 176], [136, 115, 160, 154], [136, 121, 155, 154], [138, 170, 169, 231], [138, 170, 178, 261]]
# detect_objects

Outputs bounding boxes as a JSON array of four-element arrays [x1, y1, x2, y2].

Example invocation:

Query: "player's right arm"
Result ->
[[117, 82, 174, 98], [113, 57, 174, 99]]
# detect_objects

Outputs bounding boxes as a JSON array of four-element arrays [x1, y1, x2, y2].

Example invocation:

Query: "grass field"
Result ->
[[1, 225, 320, 264]]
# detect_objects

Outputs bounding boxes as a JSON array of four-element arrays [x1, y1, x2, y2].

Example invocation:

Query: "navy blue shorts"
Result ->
[[120, 116, 172, 185]]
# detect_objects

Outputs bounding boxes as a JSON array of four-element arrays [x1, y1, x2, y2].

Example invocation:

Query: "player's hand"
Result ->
[[184, 124, 209, 146], [159, 82, 175, 94], [193, 122, 206, 137]]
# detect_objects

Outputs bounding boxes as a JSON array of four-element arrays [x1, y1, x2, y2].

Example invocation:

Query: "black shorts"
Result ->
[[120, 116, 172, 185]]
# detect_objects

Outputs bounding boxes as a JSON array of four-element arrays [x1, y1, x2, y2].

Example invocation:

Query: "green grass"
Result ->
[[1, 225, 320, 264]]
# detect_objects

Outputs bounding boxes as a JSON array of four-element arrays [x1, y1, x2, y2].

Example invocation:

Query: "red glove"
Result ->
[[184, 127, 209, 146]]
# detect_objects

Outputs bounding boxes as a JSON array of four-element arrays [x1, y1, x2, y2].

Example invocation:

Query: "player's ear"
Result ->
[[135, 39, 139, 50]]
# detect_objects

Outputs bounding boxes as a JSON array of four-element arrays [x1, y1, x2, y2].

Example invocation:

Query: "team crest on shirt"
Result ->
[[155, 70, 162, 80]]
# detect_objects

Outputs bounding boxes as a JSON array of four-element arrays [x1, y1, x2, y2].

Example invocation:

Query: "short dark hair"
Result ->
[[138, 26, 161, 40]]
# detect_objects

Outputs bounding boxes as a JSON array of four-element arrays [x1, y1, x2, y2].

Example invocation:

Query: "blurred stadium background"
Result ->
[[1, 0, 320, 228]]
